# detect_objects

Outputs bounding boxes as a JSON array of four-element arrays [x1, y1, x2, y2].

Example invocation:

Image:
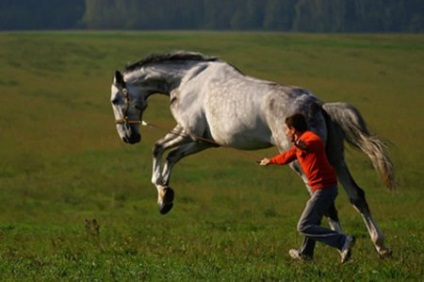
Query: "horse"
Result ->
[[110, 51, 395, 258]]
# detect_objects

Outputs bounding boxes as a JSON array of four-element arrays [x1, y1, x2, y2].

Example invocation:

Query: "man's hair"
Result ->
[[285, 113, 308, 132]]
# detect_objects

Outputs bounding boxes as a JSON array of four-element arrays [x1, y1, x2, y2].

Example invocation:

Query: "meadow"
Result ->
[[0, 32, 423, 281]]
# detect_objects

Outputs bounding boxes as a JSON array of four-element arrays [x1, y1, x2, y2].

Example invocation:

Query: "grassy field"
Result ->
[[0, 32, 423, 281]]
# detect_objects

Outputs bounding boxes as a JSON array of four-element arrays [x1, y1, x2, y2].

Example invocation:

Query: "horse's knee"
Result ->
[[166, 149, 181, 163], [153, 144, 163, 157]]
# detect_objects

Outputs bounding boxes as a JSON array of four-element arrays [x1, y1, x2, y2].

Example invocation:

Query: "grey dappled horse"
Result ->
[[110, 51, 395, 258]]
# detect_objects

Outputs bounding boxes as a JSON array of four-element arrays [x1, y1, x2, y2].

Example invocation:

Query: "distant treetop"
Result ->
[[0, 0, 422, 32]]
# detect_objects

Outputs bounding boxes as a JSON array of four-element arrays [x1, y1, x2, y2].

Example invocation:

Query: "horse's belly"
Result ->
[[210, 124, 272, 150]]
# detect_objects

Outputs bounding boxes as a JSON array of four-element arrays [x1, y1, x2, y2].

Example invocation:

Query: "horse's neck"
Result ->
[[127, 63, 197, 94], [155, 62, 205, 87]]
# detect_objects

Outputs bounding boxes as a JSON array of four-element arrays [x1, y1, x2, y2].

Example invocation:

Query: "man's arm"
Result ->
[[259, 158, 270, 166], [259, 146, 297, 166]]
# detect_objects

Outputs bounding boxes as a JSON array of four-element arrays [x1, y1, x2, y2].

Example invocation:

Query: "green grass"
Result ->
[[0, 32, 423, 281]]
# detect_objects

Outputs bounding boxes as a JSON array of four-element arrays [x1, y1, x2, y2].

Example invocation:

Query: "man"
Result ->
[[259, 113, 354, 263]]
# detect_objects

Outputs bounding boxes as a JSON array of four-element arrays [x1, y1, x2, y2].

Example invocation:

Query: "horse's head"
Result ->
[[110, 70, 147, 144]]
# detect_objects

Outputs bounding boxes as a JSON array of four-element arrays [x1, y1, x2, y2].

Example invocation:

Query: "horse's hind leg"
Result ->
[[334, 161, 392, 258]]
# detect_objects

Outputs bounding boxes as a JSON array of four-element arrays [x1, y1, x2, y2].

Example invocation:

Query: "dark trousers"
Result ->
[[297, 186, 346, 257]]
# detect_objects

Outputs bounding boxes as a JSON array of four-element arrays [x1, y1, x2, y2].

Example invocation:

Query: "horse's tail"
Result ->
[[322, 102, 396, 190]]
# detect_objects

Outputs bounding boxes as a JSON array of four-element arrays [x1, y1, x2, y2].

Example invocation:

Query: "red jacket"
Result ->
[[269, 131, 337, 192]]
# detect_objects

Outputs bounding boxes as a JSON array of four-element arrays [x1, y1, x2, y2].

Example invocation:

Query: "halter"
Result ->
[[114, 84, 142, 125]]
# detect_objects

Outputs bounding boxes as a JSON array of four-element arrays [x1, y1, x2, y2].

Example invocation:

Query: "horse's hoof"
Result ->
[[159, 202, 174, 215], [378, 248, 392, 259], [161, 186, 175, 203], [158, 186, 174, 215]]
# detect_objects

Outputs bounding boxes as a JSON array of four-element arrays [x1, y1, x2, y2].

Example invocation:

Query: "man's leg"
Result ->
[[297, 187, 346, 250], [298, 237, 316, 258]]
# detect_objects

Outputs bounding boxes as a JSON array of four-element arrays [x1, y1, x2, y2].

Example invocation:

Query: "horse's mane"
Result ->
[[124, 51, 219, 72]]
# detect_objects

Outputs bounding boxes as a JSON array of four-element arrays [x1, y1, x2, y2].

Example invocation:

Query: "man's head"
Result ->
[[284, 113, 308, 142]]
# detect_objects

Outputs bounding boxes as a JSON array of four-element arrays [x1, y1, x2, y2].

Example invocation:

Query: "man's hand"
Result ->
[[259, 158, 270, 166]]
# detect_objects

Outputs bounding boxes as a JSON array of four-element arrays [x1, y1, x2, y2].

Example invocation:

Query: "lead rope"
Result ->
[[141, 120, 266, 163]]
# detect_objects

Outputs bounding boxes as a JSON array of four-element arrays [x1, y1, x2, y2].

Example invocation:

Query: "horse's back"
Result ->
[[196, 63, 325, 150]]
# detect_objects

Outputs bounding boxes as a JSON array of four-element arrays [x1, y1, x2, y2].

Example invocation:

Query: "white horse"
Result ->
[[110, 51, 395, 258]]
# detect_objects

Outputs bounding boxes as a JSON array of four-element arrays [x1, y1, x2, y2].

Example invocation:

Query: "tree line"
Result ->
[[0, 0, 422, 32]]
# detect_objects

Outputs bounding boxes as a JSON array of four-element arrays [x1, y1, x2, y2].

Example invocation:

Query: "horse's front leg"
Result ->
[[155, 142, 214, 215], [162, 141, 214, 186], [152, 126, 191, 214]]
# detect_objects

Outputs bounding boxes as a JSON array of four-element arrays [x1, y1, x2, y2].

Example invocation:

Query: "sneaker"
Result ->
[[340, 235, 356, 264], [289, 249, 313, 262]]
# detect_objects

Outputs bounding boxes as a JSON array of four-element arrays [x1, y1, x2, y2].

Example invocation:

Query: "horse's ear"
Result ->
[[114, 70, 125, 86]]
